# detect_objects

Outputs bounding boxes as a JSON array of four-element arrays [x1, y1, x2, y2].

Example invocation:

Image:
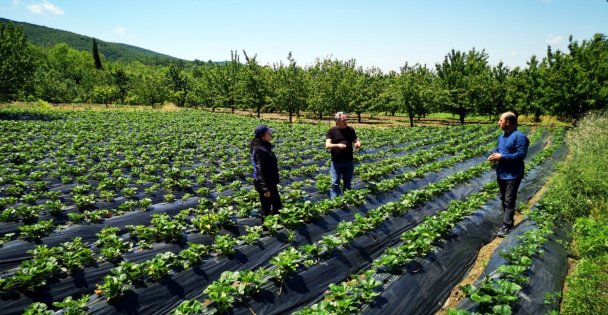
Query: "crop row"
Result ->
[[293, 128, 563, 315], [0, 124, 496, 312]]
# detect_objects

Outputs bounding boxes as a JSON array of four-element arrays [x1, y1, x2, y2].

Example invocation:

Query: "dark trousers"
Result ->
[[255, 183, 282, 218], [498, 177, 522, 227]]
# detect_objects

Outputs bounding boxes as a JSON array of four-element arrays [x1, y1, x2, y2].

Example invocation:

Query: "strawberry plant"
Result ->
[[212, 234, 237, 256], [52, 295, 89, 315], [19, 219, 54, 240]]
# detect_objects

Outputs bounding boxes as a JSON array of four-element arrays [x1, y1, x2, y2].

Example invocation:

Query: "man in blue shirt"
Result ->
[[488, 112, 529, 237]]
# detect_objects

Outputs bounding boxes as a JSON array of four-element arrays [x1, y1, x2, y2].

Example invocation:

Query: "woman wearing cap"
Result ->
[[250, 124, 282, 222]]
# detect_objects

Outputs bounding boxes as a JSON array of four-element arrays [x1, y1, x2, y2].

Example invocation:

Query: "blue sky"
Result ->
[[1, 0, 606, 72]]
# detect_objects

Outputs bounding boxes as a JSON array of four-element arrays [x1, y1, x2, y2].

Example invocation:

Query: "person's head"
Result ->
[[254, 124, 275, 142], [498, 112, 517, 131], [334, 112, 348, 128]]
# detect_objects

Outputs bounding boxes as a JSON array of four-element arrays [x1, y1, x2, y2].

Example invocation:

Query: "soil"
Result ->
[[560, 258, 577, 313]]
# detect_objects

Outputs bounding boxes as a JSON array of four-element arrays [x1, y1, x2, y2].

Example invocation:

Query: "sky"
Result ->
[[1, 0, 607, 72]]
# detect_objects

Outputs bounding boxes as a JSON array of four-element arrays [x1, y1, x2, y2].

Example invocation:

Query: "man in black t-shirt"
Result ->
[[325, 112, 361, 198]]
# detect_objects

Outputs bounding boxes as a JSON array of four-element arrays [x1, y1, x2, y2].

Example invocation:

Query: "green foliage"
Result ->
[[561, 254, 608, 315], [1, 18, 179, 65], [22, 302, 53, 315], [52, 295, 89, 315], [92, 38, 102, 70], [571, 217, 608, 258], [3, 16, 608, 121], [0, 22, 37, 101]]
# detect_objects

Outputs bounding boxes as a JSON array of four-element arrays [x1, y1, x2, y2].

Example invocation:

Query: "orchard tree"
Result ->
[[111, 67, 130, 104], [307, 57, 357, 119], [207, 51, 242, 113], [0, 23, 37, 101], [241, 50, 269, 117], [348, 66, 385, 123], [45, 43, 97, 102], [166, 64, 191, 106], [92, 85, 118, 107], [479, 61, 510, 120], [546, 34, 608, 120], [126, 62, 168, 106], [436, 48, 492, 124], [396, 63, 437, 126], [270, 52, 308, 123]]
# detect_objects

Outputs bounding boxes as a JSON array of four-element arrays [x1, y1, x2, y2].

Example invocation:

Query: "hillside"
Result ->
[[0, 17, 185, 65]]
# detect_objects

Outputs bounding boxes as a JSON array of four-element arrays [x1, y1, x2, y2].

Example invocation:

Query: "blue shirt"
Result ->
[[495, 129, 529, 180]]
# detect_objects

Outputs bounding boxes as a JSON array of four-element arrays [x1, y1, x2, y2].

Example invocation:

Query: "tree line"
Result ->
[[1, 22, 607, 124]]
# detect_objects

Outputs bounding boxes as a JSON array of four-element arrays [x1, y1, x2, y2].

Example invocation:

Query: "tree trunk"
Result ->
[[459, 113, 466, 125], [257, 107, 261, 118], [409, 114, 414, 127], [357, 112, 362, 123], [289, 111, 293, 124]]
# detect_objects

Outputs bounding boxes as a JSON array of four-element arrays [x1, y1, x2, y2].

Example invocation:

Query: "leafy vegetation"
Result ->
[[539, 112, 608, 315], [2, 18, 607, 121]]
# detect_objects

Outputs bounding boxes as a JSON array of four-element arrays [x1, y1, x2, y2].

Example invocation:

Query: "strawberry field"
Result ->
[[0, 108, 568, 315]]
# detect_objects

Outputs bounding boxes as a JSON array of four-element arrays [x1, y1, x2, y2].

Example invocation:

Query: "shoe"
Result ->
[[496, 225, 512, 237]]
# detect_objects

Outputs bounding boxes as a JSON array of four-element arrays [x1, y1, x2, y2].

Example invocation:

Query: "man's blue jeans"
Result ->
[[330, 160, 354, 198]]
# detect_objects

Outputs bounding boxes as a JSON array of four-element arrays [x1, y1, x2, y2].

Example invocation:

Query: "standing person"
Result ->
[[326, 112, 362, 198], [250, 124, 282, 222], [488, 112, 529, 237]]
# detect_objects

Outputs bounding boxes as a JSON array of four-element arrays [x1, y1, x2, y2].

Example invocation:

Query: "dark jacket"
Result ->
[[251, 141, 279, 192]]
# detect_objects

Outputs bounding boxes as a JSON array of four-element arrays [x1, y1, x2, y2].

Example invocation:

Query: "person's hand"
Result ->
[[263, 191, 271, 198], [354, 142, 362, 150], [487, 153, 501, 162], [335, 143, 347, 150]]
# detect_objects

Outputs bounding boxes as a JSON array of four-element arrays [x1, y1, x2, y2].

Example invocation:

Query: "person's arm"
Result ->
[[325, 138, 346, 150], [254, 150, 270, 193], [487, 140, 500, 161], [353, 138, 361, 150]]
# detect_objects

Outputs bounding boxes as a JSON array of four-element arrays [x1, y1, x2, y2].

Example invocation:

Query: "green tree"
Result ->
[[45, 43, 97, 103], [436, 48, 491, 124], [92, 38, 102, 70], [545, 34, 608, 120], [270, 52, 308, 123], [111, 67, 130, 104], [92, 85, 117, 107], [126, 62, 168, 106], [166, 64, 191, 107], [241, 50, 269, 117], [307, 57, 357, 119], [395, 63, 438, 126], [207, 51, 242, 113], [0, 23, 38, 101], [480, 61, 510, 120]]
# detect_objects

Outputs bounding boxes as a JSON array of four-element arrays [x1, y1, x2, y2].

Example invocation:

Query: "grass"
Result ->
[[538, 111, 608, 314]]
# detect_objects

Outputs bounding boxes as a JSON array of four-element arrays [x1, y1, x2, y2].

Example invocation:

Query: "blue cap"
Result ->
[[254, 125, 275, 137]]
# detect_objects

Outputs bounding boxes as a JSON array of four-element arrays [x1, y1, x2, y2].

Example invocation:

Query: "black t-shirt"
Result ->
[[327, 126, 358, 162]]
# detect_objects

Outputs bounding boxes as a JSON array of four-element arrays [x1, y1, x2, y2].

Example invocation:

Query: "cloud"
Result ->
[[510, 51, 517, 57], [27, 0, 64, 15], [546, 34, 563, 46], [114, 26, 127, 35], [12, 0, 22, 7]]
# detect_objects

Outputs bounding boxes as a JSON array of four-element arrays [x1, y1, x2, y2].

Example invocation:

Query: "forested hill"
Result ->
[[0, 17, 184, 65]]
